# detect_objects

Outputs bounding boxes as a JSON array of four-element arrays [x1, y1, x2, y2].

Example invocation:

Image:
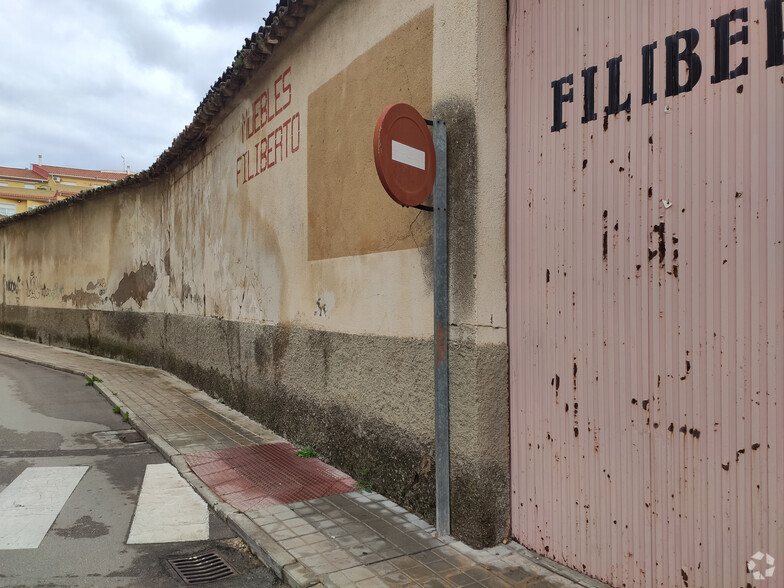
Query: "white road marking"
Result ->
[[0, 466, 89, 549], [127, 463, 208, 544], [391, 140, 426, 170]]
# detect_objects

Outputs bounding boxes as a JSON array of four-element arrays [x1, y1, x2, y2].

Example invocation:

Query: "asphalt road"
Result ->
[[0, 354, 280, 587]]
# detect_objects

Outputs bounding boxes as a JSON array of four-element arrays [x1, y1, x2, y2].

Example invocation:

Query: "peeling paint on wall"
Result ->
[[110, 263, 157, 308], [62, 289, 102, 308]]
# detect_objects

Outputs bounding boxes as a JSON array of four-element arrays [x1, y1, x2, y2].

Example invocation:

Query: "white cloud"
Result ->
[[0, 0, 279, 172]]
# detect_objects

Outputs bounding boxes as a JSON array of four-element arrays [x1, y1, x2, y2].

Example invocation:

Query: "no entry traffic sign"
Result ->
[[373, 103, 436, 207]]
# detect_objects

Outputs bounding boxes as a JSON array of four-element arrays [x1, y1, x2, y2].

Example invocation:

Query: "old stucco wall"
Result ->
[[0, 0, 508, 546]]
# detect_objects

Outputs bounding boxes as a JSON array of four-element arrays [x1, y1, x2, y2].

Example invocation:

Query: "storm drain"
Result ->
[[166, 550, 237, 584], [118, 431, 145, 444]]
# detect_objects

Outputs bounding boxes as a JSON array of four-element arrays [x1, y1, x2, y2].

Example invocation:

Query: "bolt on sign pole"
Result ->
[[373, 104, 450, 536]]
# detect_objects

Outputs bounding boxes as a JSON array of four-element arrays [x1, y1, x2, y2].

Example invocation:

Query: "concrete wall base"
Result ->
[[0, 306, 509, 547]]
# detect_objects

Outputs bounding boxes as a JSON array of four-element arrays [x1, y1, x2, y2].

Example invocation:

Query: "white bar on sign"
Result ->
[[127, 463, 208, 544], [391, 140, 426, 170], [0, 466, 89, 549]]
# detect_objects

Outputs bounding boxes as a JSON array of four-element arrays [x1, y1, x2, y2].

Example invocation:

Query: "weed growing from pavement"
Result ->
[[112, 405, 121, 414], [85, 375, 102, 386], [354, 467, 374, 492], [296, 446, 317, 458], [123, 411, 130, 423]]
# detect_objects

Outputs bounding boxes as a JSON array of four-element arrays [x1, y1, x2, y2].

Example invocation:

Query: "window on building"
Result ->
[[23, 184, 35, 189], [0, 182, 8, 187], [0, 203, 17, 216]]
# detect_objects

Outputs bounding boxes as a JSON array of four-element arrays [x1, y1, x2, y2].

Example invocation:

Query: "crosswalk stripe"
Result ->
[[0, 466, 89, 549], [127, 463, 208, 544]]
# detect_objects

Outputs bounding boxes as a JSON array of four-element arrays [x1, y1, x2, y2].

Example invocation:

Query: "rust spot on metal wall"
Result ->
[[652, 223, 666, 265], [602, 210, 608, 263], [572, 360, 577, 391], [110, 262, 157, 307]]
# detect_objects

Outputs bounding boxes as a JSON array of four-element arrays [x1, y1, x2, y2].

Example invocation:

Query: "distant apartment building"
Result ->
[[0, 160, 128, 217]]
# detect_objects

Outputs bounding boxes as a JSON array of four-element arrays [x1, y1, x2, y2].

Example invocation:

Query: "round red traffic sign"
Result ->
[[373, 103, 436, 207]]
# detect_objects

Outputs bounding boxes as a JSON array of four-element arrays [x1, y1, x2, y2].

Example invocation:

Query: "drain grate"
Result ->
[[119, 431, 145, 444], [166, 550, 237, 584]]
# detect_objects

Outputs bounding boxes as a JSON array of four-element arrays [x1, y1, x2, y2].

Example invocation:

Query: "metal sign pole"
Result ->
[[432, 119, 449, 537]]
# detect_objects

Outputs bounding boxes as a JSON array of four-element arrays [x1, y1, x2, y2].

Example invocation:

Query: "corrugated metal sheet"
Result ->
[[508, 1, 784, 586]]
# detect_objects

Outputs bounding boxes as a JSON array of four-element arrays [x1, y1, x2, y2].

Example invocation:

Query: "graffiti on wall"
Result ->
[[236, 65, 301, 186], [24, 271, 40, 299]]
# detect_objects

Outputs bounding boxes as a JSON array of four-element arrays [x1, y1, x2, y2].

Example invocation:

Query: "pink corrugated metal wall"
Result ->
[[508, 1, 784, 586]]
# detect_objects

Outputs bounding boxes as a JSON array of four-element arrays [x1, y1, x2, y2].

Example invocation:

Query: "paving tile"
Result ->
[[355, 578, 390, 588], [291, 544, 331, 558], [299, 554, 331, 571], [299, 532, 329, 545], [421, 579, 452, 588], [280, 536, 307, 550], [283, 563, 319, 588], [424, 559, 459, 574], [320, 571, 353, 588], [375, 570, 415, 586], [323, 524, 350, 539], [334, 534, 362, 548], [343, 566, 376, 582], [497, 567, 541, 584], [479, 573, 522, 588], [444, 571, 482, 587], [391, 556, 420, 571]]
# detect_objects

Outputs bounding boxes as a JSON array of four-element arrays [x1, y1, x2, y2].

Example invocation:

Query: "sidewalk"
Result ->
[[0, 335, 608, 588]]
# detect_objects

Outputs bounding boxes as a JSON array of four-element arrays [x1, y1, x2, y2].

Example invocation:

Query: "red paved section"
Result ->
[[185, 443, 356, 511]]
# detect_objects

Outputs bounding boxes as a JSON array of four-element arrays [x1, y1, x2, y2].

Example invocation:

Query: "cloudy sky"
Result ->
[[0, 0, 278, 173]]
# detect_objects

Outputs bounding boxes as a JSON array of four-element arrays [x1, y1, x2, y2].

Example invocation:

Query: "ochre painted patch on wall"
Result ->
[[307, 8, 433, 261]]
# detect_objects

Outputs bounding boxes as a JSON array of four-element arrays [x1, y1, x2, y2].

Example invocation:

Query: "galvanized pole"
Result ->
[[432, 119, 449, 537]]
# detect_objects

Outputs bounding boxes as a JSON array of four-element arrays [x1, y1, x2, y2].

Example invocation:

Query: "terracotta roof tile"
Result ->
[[0, 166, 47, 181], [0, 192, 57, 203], [34, 164, 128, 182]]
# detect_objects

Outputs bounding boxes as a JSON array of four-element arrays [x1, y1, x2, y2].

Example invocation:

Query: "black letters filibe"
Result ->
[[641, 42, 658, 104], [605, 56, 631, 115], [581, 66, 598, 123], [712, 8, 749, 83], [665, 29, 702, 96], [766, 0, 784, 67], [551, 74, 574, 132]]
